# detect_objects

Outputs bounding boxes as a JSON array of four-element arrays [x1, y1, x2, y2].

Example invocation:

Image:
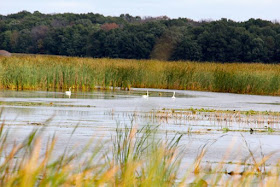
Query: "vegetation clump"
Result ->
[[0, 50, 11, 57], [175, 108, 280, 116]]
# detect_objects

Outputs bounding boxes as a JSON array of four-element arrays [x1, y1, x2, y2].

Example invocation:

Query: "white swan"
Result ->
[[142, 90, 149, 99], [65, 87, 71, 96], [172, 91, 176, 99]]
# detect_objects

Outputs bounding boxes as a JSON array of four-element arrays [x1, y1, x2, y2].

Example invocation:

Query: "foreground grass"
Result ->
[[1, 123, 182, 186], [1, 55, 280, 95], [0, 122, 280, 186]]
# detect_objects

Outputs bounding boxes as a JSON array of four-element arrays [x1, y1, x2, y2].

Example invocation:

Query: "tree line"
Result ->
[[1, 11, 280, 63]]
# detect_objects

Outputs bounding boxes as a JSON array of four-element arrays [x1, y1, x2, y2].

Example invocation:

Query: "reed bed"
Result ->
[[1, 55, 280, 95]]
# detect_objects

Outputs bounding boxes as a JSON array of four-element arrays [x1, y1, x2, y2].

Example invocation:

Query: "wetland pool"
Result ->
[[0, 88, 280, 169]]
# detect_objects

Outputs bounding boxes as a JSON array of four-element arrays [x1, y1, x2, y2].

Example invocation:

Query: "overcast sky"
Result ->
[[1, 0, 279, 21]]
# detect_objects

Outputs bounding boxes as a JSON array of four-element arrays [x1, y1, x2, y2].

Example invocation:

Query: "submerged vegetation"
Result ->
[[0, 123, 280, 186], [1, 55, 280, 95], [0, 101, 93, 108], [175, 107, 280, 116]]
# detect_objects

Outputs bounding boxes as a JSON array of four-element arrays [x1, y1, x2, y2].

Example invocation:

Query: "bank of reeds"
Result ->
[[1, 55, 280, 95]]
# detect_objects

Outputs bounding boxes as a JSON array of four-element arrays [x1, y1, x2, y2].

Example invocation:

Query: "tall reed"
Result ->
[[0, 122, 280, 186], [1, 55, 280, 95]]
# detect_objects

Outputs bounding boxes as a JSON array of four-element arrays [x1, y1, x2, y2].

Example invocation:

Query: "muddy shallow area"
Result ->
[[0, 88, 280, 169]]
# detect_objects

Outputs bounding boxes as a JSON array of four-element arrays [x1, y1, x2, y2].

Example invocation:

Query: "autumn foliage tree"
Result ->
[[100, 23, 119, 31]]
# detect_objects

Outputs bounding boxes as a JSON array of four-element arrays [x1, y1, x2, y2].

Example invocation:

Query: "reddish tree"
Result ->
[[100, 23, 119, 31]]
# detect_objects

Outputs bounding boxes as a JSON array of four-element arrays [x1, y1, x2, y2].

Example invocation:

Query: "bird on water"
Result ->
[[142, 90, 149, 98], [250, 128, 254, 134], [172, 91, 176, 99], [65, 87, 71, 96]]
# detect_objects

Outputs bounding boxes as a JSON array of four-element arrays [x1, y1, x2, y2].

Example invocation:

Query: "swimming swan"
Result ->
[[65, 87, 71, 95], [172, 91, 175, 99], [142, 90, 149, 98]]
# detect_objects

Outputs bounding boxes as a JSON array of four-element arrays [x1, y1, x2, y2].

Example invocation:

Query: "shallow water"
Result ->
[[0, 88, 280, 168]]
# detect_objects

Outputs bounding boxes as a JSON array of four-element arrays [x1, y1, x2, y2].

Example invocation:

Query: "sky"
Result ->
[[1, 0, 280, 21]]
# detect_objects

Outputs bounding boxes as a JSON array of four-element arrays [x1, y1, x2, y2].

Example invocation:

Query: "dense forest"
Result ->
[[1, 11, 280, 63]]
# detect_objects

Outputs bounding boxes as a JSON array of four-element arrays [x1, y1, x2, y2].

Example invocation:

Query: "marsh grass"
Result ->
[[110, 109, 280, 134], [0, 120, 280, 186], [1, 55, 280, 95], [0, 120, 186, 186]]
